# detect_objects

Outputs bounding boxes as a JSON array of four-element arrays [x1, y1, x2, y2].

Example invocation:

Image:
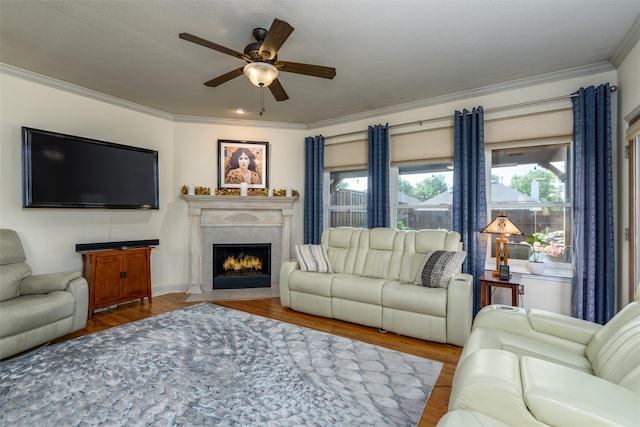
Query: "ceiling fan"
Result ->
[[179, 18, 336, 104]]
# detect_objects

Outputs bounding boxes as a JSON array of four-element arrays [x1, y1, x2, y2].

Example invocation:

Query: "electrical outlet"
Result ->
[[519, 285, 525, 295]]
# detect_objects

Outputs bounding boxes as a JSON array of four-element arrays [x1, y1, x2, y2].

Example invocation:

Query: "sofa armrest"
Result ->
[[473, 305, 601, 352], [446, 273, 473, 346], [19, 271, 82, 295], [279, 260, 299, 307]]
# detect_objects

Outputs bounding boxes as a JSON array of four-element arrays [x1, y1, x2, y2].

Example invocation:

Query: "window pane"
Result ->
[[489, 144, 572, 266], [329, 170, 367, 227], [397, 163, 453, 230], [491, 145, 568, 203], [487, 207, 572, 262]]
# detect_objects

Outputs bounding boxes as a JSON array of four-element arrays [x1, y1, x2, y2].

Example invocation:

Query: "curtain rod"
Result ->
[[322, 86, 618, 141]]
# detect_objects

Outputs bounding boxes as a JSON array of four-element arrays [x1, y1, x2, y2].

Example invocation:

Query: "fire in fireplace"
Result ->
[[212, 243, 271, 289]]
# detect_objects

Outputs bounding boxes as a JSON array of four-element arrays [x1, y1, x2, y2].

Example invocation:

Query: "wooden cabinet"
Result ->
[[79, 247, 153, 318]]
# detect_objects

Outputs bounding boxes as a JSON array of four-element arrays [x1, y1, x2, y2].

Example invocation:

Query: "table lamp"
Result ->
[[481, 210, 523, 277]]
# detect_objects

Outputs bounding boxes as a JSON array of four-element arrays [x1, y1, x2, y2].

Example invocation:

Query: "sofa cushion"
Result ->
[[586, 301, 640, 390], [332, 275, 386, 305], [0, 263, 31, 301], [415, 250, 466, 288], [295, 244, 333, 273], [589, 316, 640, 393], [0, 229, 27, 265], [288, 270, 334, 297], [322, 227, 362, 274], [382, 281, 447, 317], [0, 291, 75, 337], [353, 228, 405, 280], [521, 356, 640, 427]]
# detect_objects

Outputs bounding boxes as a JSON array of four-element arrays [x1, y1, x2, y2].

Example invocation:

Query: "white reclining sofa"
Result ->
[[440, 284, 640, 427], [279, 227, 473, 346]]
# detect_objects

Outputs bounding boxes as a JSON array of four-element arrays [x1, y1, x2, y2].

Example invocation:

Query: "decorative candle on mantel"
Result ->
[[268, 188, 273, 197], [286, 187, 292, 197], [187, 184, 195, 195], [240, 182, 248, 196]]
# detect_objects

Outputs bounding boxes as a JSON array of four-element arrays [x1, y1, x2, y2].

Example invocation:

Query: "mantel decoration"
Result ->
[[180, 186, 298, 197], [480, 210, 524, 277], [180, 185, 211, 195], [218, 140, 269, 190]]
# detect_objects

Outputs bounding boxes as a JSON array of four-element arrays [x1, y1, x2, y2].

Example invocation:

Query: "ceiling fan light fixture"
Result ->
[[243, 62, 278, 87]]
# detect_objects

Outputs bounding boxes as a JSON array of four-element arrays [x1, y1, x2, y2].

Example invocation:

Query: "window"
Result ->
[[395, 163, 453, 230], [487, 143, 572, 269], [328, 170, 367, 227]]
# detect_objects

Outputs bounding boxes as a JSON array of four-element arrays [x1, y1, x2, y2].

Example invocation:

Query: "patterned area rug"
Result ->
[[0, 303, 442, 426]]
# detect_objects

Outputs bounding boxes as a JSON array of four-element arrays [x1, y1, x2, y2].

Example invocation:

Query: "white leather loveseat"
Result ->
[[279, 227, 473, 346], [440, 284, 640, 427]]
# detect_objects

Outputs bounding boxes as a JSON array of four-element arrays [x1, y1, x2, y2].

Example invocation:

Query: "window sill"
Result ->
[[511, 265, 573, 281], [487, 262, 573, 281]]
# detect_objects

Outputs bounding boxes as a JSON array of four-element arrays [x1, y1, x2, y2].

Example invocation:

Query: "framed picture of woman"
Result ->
[[218, 140, 269, 189]]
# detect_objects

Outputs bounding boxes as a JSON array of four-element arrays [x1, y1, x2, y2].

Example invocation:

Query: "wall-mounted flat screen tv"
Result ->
[[22, 127, 159, 209]]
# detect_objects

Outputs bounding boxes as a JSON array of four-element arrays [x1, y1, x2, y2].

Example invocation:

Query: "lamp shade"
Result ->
[[243, 62, 279, 87], [481, 211, 523, 236]]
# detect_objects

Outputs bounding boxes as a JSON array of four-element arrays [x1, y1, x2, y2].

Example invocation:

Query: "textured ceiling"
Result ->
[[1, 1, 639, 125]]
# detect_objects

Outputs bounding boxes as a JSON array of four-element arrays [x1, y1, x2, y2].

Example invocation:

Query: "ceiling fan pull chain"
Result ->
[[260, 83, 266, 116]]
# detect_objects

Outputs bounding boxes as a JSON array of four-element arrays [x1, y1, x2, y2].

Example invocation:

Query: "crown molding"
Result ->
[[611, 14, 640, 67], [308, 62, 615, 130], [3, 61, 615, 131], [0, 63, 306, 130], [172, 114, 307, 130]]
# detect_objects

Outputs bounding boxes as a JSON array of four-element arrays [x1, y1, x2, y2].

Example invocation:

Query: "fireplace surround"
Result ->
[[181, 195, 298, 296]]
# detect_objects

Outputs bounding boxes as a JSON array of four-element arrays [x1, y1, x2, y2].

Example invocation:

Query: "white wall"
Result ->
[[169, 122, 306, 291], [0, 71, 306, 294], [0, 73, 175, 289], [2, 62, 633, 312]]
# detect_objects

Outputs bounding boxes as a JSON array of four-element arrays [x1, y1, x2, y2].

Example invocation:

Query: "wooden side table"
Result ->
[[479, 271, 522, 308]]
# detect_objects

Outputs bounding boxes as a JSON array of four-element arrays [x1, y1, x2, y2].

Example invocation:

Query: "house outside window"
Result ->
[[328, 170, 367, 227], [487, 143, 572, 271], [395, 163, 453, 230]]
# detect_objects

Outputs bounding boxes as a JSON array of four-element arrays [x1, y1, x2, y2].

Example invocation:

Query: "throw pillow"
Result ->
[[295, 244, 333, 273], [414, 250, 466, 288]]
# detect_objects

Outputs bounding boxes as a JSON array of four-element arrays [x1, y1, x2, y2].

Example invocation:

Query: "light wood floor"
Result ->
[[53, 293, 461, 426]]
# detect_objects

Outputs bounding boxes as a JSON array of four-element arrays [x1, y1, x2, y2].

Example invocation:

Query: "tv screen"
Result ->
[[22, 127, 159, 209]]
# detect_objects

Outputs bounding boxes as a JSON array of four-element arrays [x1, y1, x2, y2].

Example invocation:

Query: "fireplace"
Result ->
[[212, 243, 271, 289]]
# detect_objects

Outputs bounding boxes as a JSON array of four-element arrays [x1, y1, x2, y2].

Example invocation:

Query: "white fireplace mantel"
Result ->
[[181, 194, 298, 294]]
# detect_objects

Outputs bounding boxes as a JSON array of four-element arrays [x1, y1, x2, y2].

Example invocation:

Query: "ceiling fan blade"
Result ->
[[275, 61, 336, 79], [259, 18, 294, 60], [204, 67, 245, 87], [269, 79, 289, 101], [179, 32, 250, 61]]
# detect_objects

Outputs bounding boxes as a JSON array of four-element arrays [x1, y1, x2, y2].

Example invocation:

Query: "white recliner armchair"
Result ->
[[442, 284, 640, 427], [0, 229, 88, 360]]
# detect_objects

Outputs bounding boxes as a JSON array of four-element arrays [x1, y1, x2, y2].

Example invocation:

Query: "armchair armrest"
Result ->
[[19, 271, 82, 295], [528, 309, 601, 345], [473, 305, 601, 352]]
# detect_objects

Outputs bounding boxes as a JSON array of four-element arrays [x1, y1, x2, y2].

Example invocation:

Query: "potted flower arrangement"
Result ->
[[525, 232, 547, 274]]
